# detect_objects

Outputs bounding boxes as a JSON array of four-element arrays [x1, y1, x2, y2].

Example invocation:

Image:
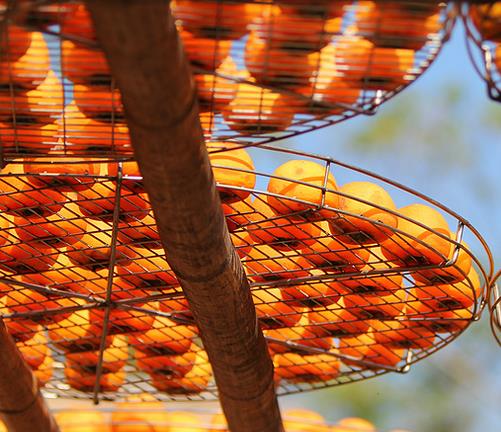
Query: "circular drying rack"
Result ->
[[0, 145, 494, 402], [0, 0, 457, 159]]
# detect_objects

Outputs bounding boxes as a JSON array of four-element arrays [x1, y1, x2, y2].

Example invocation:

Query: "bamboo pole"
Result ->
[[0, 321, 59, 432], [84, 1, 283, 431]]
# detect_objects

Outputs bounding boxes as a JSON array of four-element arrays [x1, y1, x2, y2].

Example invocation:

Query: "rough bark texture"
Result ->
[[0, 321, 59, 432], [84, 1, 283, 431]]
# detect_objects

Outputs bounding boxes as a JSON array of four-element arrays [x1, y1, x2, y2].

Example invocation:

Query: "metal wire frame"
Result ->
[[0, 145, 494, 402], [0, 0, 457, 161], [460, 1, 501, 102], [489, 269, 501, 346]]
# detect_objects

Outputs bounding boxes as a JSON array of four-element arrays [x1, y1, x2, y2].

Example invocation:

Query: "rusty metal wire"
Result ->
[[489, 269, 501, 346], [461, 1, 501, 102], [0, 1, 456, 160], [0, 145, 493, 401]]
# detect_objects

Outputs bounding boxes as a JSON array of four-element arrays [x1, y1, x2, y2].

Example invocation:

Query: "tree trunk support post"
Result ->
[[84, 1, 283, 431]]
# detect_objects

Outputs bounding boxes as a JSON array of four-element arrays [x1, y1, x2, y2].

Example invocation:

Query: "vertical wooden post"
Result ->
[[84, 1, 283, 431], [0, 321, 59, 432]]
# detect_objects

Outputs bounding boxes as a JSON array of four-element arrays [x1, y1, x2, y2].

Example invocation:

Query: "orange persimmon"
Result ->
[[0, 24, 31, 62], [65, 366, 125, 392], [470, 2, 501, 42], [247, 198, 320, 251], [329, 181, 398, 245], [135, 349, 196, 379], [343, 287, 406, 320], [117, 212, 161, 249], [280, 279, 341, 308], [4, 318, 40, 342], [34, 350, 53, 387], [267, 159, 340, 218], [0, 119, 58, 154], [273, 352, 340, 383], [73, 83, 124, 123], [252, 287, 302, 329], [244, 244, 309, 282], [157, 296, 193, 321], [17, 330, 48, 370], [208, 144, 256, 203], [332, 417, 377, 432], [61, 40, 110, 86], [55, 411, 110, 432], [338, 332, 404, 369], [111, 402, 172, 432], [179, 28, 232, 70], [371, 316, 435, 349], [406, 301, 473, 334], [90, 307, 156, 336], [221, 84, 295, 134], [59, 3, 95, 41], [381, 203, 452, 267], [107, 160, 144, 193], [282, 408, 330, 432]]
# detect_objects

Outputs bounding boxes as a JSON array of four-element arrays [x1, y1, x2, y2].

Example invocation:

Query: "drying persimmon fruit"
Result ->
[[116, 253, 178, 291], [283, 409, 331, 432], [59, 101, 130, 154], [222, 197, 255, 232], [61, 40, 110, 86], [135, 348, 196, 378], [6, 287, 73, 325], [0, 172, 66, 217], [296, 222, 369, 272], [275, 0, 348, 19], [247, 198, 320, 251], [90, 307, 155, 336], [244, 244, 309, 282], [328, 181, 398, 245], [230, 231, 253, 259], [59, 3, 95, 41], [55, 411, 109, 432], [411, 267, 482, 310], [251, 287, 302, 330], [73, 83, 124, 123], [308, 299, 371, 339], [380, 203, 452, 267], [245, 31, 320, 89], [336, 247, 403, 296], [334, 35, 415, 91], [343, 287, 406, 320], [0, 25, 31, 63], [14, 204, 87, 249], [23, 157, 99, 191], [66, 335, 128, 375], [406, 301, 473, 334], [107, 160, 144, 193], [221, 84, 295, 134], [111, 402, 173, 431], [149, 349, 211, 395], [75, 181, 149, 222], [273, 352, 341, 383], [0, 119, 58, 155], [280, 280, 341, 308], [253, 5, 342, 54], [158, 297, 193, 322], [178, 28, 232, 70], [338, 332, 404, 369], [66, 224, 135, 271], [65, 366, 125, 392], [129, 314, 197, 356], [195, 56, 238, 113], [0, 32, 50, 92], [267, 159, 340, 218], [371, 316, 436, 349], [17, 330, 48, 371], [0, 234, 59, 274], [470, 2, 501, 43], [0, 70, 63, 126], [411, 241, 473, 285], [208, 143, 256, 203], [494, 43, 501, 73], [48, 309, 110, 353], [173, 0, 258, 40], [355, 1, 441, 50], [117, 212, 162, 250]]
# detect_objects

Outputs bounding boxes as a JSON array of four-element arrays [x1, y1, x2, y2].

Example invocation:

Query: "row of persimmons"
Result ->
[[1, 405, 384, 432]]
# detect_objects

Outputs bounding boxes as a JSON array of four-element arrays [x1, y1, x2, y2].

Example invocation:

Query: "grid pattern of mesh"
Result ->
[[0, 0, 455, 159], [462, 1, 501, 101], [0, 145, 493, 402]]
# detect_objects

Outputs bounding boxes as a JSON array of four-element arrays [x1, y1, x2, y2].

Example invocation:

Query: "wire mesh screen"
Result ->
[[462, 1, 501, 101], [489, 269, 500, 346], [0, 0, 455, 159], [0, 145, 493, 402]]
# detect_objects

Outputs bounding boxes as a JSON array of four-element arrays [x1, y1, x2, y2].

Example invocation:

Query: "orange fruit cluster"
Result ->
[[0, 152, 482, 392]]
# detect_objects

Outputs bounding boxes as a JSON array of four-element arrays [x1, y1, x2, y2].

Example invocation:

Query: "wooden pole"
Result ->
[[84, 1, 283, 431], [0, 321, 59, 432]]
